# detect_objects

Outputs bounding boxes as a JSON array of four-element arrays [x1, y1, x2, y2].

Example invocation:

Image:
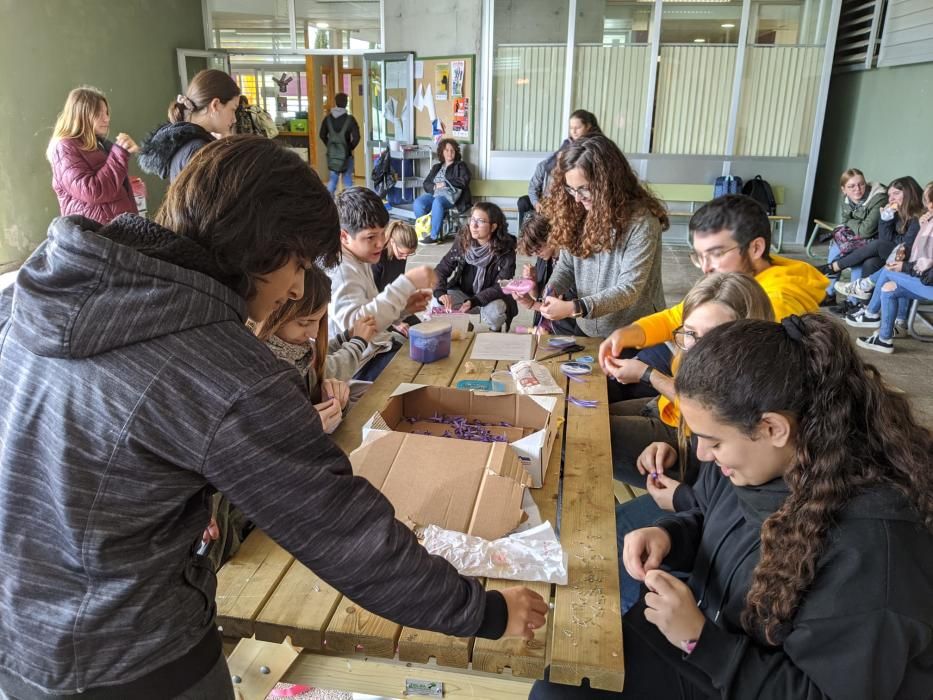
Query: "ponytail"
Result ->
[[676, 315, 933, 644], [168, 69, 239, 123]]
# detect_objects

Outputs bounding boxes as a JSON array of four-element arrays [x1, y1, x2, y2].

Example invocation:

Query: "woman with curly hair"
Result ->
[[538, 134, 668, 337], [533, 313, 933, 699], [431, 202, 517, 331]]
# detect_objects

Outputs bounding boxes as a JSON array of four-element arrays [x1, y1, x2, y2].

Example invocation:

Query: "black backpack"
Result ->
[[371, 149, 397, 199], [742, 175, 777, 215], [325, 115, 351, 173]]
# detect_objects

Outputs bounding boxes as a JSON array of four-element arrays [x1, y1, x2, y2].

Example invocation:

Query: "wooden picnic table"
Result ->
[[217, 334, 626, 699]]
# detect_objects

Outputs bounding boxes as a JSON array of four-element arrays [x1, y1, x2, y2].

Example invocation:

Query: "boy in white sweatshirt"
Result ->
[[327, 187, 436, 381]]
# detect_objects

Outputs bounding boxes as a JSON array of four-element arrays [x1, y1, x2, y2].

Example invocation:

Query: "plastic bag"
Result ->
[[422, 521, 567, 584], [510, 360, 563, 395], [415, 213, 432, 238]]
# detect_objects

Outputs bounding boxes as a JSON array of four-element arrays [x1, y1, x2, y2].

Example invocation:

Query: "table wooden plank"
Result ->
[[252, 561, 341, 650], [216, 530, 295, 639], [471, 355, 566, 680], [547, 338, 624, 692]]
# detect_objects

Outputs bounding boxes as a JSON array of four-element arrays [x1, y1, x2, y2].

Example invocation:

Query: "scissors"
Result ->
[[537, 344, 586, 362]]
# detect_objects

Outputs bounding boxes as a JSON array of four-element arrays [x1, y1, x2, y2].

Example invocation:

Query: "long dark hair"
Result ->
[[169, 69, 240, 123], [887, 176, 924, 234], [541, 134, 669, 257], [456, 202, 513, 257], [156, 135, 340, 300], [675, 315, 933, 645]]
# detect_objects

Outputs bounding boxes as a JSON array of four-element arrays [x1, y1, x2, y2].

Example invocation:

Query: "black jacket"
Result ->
[[434, 238, 517, 317], [879, 215, 920, 255], [645, 463, 933, 699], [138, 122, 215, 182], [372, 248, 407, 292], [318, 112, 361, 152], [423, 161, 472, 210]]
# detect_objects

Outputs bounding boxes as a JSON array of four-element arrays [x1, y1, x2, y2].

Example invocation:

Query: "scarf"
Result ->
[[464, 242, 496, 296], [909, 216, 933, 273], [266, 334, 315, 383]]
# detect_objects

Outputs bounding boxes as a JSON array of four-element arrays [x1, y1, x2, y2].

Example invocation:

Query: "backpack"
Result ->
[[326, 115, 351, 173], [714, 175, 743, 198], [742, 175, 777, 215], [371, 149, 397, 199]]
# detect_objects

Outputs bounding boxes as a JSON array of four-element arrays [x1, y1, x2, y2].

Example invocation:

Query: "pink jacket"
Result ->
[[50, 138, 138, 224]]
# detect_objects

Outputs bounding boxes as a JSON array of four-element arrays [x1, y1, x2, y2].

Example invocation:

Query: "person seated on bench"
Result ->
[[372, 219, 421, 332], [517, 109, 601, 226], [537, 134, 668, 338], [820, 176, 922, 316], [845, 182, 933, 354], [816, 168, 886, 312], [598, 194, 828, 404], [513, 212, 578, 335], [431, 202, 517, 332], [532, 314, 933, 700], [413, 138, 472, 244]]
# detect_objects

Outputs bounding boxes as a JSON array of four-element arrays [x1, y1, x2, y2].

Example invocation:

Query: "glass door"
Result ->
[[362, 52, 414, 188]]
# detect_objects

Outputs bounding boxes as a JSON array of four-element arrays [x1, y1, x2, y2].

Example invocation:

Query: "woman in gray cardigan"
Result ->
[[538, 134, 668, 338]]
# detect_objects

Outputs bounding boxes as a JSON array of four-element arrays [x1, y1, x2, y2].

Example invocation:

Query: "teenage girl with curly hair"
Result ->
[[538, 134, 669, 337], [533, 313, 933, 699]]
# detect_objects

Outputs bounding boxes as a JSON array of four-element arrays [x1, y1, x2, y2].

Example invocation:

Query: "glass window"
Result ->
[[492, 0, 569, 151], [208, 0, 292, 51], [572, 0, 653, 153], [296, 0, 381, 51], [652, 1, 742, 155], [735, 1, 830, 157]]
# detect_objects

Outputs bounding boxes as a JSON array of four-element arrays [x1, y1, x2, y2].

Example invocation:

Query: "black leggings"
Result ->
[[831, 239, 897, 276]]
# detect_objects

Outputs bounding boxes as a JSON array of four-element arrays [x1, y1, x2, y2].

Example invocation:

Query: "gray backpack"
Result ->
[[326, 116, 351, 173]]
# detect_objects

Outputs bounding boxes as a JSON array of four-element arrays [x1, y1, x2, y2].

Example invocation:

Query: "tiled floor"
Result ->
[[408, 237, 933, 426]]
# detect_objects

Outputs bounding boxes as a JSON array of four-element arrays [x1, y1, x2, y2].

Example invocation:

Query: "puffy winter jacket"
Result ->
[[50, 138, 137, 224], [138, 122, 215, 182]]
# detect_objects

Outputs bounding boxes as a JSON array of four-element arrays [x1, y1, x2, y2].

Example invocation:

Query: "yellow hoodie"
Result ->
[[642, 256, 829, 427]]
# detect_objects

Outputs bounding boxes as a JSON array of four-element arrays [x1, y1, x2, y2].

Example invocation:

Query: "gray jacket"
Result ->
[[545, 214, 665, 337], [0, 215, 505, 698]]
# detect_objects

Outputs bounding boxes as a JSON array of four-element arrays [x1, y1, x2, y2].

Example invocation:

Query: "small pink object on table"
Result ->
[[500, 278, 536, 295]]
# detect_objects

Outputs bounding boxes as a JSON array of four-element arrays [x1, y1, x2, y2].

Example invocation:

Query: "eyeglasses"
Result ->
[[689, 245, 740, 269], [564, 184, 593, 202], [673, 326, 702, 351], [391, 241, 414, 259], [469, 217, 490, 226]]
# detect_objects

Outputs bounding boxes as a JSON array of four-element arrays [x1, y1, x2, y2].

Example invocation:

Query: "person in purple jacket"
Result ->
[[0, 136, 546, 699], [46, 86, 138, 224]]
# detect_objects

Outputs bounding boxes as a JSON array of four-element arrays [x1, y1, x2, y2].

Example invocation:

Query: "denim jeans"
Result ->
[[866, 269, 933, 341], [413, 193, 454, 240], [827, 241, 863, 300], [327, 155, 354, 194]]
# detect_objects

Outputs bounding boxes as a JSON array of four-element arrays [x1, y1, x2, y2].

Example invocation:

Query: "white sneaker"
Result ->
[[845, 307, 881, 329], [834, 277, 875, 300]]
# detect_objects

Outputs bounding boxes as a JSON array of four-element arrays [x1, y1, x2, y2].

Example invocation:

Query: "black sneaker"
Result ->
[[816, 263, 833, 275], [857, 333, 893, 354], [829, 300, 860, 317], [819, 292, 837, 308]]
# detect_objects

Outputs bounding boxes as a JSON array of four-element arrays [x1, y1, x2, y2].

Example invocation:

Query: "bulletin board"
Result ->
[[414, 54, 475, 144]]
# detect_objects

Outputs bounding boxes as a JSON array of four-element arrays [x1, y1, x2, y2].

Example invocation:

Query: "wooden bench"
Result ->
[[806, 218, 836, 259], [218, 334, 625, 698]]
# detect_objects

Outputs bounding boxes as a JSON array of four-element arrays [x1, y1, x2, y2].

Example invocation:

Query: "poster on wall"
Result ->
[[452, 97, 470, 139], [450, 60, 465, 98], [435, 62, 449, 101]]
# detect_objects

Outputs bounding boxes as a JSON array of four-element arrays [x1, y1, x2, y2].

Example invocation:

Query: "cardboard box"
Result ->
[[361, 384, 559, 488], [350, 431, 529, 540]]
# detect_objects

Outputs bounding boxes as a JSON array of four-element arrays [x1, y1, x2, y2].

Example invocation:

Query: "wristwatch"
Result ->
[[571, 299, 588, 318], [640, 366, 654, 385]]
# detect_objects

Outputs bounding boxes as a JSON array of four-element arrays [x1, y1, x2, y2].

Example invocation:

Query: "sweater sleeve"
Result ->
[[324, 337, 368, 382], [329, 262, 416, 334], [543, 247, 575, 298], [528, 160, 548, 206], [54, 141, 130, 205], [634, 302, 685, 347], [578, 218, 662, 320], [203, 369, 508, 639]]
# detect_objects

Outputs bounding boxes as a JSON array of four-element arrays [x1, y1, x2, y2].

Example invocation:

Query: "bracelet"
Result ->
[[680, 638, 698, 655]]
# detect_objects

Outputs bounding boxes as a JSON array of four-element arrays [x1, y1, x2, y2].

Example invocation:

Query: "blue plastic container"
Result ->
[[409, 321, 452, 363]]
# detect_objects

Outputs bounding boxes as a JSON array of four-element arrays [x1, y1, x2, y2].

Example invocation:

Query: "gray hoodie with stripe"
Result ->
[[0, 215, 505, 698]]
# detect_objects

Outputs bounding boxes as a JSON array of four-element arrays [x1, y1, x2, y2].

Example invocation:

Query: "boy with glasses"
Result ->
[[598, 195, 828, 400]]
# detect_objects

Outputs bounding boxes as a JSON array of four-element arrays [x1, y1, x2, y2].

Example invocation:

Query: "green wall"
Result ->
[[813, 62, 933, 223], [0, 0, 205, 271]]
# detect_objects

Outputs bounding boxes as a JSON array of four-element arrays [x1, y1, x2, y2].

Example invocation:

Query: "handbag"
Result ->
[[831, 225, 868, 256]]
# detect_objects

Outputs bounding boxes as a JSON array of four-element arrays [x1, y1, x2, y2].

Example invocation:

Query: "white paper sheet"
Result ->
[[415, 60, 424, 79], [423, 83, 436, 121], [470, 333, 535, 362]]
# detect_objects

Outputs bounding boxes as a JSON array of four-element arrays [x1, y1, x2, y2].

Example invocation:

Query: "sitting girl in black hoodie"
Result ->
[[431, 202, 517, 331], [532, 314, 933, 699]]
